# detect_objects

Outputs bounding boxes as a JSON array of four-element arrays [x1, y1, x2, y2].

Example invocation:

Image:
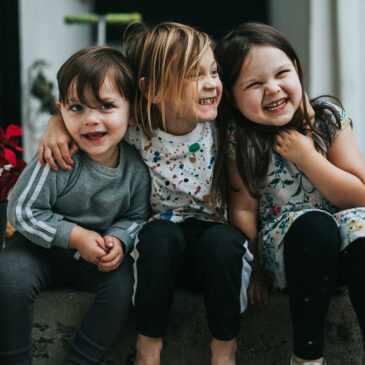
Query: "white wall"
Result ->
[[268, 0, 310, 87], [309, 0, 364, 155], [20, 0, 94, 161]]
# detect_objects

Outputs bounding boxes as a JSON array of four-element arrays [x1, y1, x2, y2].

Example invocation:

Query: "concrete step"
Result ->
[[33, 288, 363, 365]]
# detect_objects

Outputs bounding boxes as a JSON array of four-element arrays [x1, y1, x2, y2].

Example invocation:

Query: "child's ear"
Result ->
[[56, 101, 62, 111], [139, 77, 160, 104], [128, 116, 135, 126]]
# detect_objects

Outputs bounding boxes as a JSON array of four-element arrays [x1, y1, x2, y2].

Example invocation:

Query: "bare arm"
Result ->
[[226, 158, 270, 306], [274, 126, 365, 208], [38, 115, 78, 171]]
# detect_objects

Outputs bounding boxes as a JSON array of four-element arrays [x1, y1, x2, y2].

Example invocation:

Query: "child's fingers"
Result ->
[[38, 144, 46, 166], [60, 144, 75, 168], [273, 136, 282, 150], [98, 254, 122, 271], [100, 247, 121, 263], [69, 141, 79, 158], [103, 236, 115, 250], [43, 146, 59, 171], [88, 246, 109, 264], [96, 237, 108, 252], [52, 145, 72, 171], [277, 130, 292, 139]]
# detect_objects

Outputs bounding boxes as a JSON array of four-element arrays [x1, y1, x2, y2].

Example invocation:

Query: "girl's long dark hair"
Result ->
[[211, 23, 344, 211]]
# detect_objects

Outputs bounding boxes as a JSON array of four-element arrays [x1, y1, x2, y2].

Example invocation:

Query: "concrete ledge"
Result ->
[[33, 288, 363, 365]]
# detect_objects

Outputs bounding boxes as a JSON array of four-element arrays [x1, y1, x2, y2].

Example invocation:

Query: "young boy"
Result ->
[[0, 46, 151, 365]]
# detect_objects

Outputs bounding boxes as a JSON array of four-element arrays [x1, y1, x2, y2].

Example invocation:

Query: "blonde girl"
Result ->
[[37, 22, 253, 365], [215, 22, 365, 365]]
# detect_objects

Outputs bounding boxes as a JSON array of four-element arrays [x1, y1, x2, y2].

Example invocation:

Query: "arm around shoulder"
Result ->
[[38, 114, 78, 171]]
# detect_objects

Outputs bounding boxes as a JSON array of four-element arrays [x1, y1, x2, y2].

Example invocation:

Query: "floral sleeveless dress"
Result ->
[[228, 103, 365, 289]]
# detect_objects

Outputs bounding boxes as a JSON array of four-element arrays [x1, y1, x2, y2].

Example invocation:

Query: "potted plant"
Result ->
[[0, 124, 26, 248]]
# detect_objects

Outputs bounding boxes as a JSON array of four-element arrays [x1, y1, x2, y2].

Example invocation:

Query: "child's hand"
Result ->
[[248, 271, 272, 307], [274, 129, 317, 165], [98, 236, 125, 272], [69, 226, 108, 265], [38, 115, 78, 171]]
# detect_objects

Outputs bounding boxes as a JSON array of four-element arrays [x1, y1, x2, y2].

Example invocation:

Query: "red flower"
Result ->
[[1, 124, 24, 168], [272, 204, 281, 216], [0, 124, 26, 202]]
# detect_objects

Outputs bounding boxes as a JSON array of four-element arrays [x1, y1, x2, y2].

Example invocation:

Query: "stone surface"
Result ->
[[33, 288, 363, 365]]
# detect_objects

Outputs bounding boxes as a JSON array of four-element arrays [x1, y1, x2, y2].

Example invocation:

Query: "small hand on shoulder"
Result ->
[[274, 129, 317, 165], [38, 115, 78, 171]]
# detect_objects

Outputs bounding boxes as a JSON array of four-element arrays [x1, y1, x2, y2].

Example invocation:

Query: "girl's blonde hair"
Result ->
[[124, 22, 212, 136]]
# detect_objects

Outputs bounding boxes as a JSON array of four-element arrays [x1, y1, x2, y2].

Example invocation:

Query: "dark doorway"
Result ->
[[95, 0, 268, 43], [0, 1, 21, 130]]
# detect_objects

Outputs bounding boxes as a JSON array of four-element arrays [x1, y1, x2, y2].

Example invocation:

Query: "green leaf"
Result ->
[[269, 178, 280, 185], [291, 185, 302, 197]]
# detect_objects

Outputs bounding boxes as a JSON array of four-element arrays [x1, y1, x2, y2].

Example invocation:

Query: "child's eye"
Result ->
[[246, 82, 261, 89], [211, 69, 219, 77], [276, 69, 290, 77], [100, 103, 114, 110], [70, 104, 82, 111]]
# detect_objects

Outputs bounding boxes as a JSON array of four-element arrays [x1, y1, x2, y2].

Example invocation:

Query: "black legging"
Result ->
[[133, 218, 250, 340], [284, 210, 365, 359]]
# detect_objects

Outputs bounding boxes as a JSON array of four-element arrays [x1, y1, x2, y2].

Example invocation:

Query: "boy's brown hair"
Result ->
[[57, 45, 135, 107]]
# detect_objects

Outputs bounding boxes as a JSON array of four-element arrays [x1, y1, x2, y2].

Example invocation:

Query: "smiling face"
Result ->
[[232, 45, 302, 127], [57, 76, 130, 167], [162, 47, 222, 135]]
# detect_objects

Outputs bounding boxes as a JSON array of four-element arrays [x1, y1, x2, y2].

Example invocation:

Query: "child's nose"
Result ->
[[84, 110, 100, 125], [265, 81, 281, 95], [203, 75, 219, 88]]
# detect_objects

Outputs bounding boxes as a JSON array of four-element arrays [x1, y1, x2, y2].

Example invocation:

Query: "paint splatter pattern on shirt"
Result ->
[[125, 122, 223, 223]]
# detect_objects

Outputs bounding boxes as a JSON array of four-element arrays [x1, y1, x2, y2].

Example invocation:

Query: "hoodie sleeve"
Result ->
[[7, 156, 75, 249]]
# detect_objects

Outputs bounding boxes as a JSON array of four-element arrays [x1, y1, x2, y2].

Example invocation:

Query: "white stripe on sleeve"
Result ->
[[15, 162, 54, 242]]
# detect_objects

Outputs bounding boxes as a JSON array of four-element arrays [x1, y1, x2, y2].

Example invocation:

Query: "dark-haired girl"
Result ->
[[215, 22, 365, 365]]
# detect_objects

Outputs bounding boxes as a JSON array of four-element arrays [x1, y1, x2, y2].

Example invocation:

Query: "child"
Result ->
[[36, 22, 253, 365], [214, 22, 365, 365], [0, 45, 151, 365]]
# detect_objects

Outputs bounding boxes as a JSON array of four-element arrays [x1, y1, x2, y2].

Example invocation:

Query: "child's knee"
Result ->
[[286, 211, 340, 254], [137, 220, 185, 258], [197, 225, 247, 266]]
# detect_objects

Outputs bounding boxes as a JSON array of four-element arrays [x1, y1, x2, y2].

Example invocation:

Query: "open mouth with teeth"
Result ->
[[264, 98, 288, 112], [199, 97, 216, 105], [83, 132, 107, 141]]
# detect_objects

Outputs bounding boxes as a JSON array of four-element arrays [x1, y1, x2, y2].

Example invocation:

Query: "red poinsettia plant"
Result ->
[[0, 124, 26, 202]]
